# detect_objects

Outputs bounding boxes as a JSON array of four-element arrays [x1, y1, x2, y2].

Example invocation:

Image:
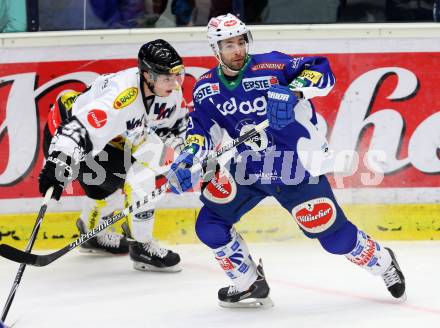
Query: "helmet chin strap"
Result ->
[[215, 52, 242, 75], [141, 72, 159, 96], [217, 55, 241, 75]]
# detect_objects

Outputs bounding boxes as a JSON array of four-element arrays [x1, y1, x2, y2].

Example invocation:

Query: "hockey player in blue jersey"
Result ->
[[167, 13, 406, 308]]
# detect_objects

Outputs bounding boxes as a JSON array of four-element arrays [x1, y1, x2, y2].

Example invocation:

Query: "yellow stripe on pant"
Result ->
[[0, 204, 439, 250]]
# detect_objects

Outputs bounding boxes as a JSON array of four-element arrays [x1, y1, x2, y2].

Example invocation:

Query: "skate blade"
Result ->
[[396, 292, 407, 303], [78, 248, 127, 256], [132, 261, 182, 273], [219, 296, 274, 309]]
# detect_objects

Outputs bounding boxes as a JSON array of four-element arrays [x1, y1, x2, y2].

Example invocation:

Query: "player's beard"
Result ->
[[224, 55, 246, 72]]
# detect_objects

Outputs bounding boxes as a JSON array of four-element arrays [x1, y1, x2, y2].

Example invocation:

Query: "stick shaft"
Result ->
[[1, 187, 53, 322]]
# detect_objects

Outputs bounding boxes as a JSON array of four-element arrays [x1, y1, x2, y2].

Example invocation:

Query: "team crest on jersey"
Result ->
[[242, 76, 278, 91], [240, 124, 269, 152], [251, 63, 285, 71], [87, 109, 107, 129], [153, 103, 176, 120], [202, 168, 237, 204], [113, 87, 138, 110], [194, 83, 220, 104], [126, 114, 145, 130], [292, 197, 337, 234]]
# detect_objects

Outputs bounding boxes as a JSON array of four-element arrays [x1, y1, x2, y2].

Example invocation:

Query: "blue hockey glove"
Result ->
[[266, 85, 298, 130], [166, 146, 201, 194]]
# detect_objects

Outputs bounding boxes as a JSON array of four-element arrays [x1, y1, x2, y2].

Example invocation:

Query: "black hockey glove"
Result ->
[[39, 151, 75, 200]]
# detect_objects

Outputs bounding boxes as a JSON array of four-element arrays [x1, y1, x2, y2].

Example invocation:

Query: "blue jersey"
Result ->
[[187, 51, 335, 184]]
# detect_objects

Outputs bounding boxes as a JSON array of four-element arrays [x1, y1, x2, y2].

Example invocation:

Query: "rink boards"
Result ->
[[1, 24, 440, 248], [1, 195, 440, 249]]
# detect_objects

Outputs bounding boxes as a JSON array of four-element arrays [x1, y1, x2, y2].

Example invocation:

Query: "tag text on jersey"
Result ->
[[113, 87, 139, 110], [242, 76, 278, 91], [216, 96, 267, 116], [194, 83, 220, 104]]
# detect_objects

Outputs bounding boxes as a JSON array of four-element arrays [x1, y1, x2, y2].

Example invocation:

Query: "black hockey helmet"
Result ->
[[138, 39, 184, 76]]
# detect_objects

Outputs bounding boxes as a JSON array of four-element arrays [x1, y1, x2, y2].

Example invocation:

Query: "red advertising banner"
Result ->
[[0, 53, 439, 200]]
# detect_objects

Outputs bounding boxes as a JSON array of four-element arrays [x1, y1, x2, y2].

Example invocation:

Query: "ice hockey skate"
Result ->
[[76, 218, 129, 255], [122, 222, 181, 272], [381, 247, 406, 300], [218, 259, 273, 308]]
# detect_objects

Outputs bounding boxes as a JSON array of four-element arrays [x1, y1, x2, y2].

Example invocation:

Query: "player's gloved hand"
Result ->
[[266, 85, 298, 130], [166, 146, 201, 194], [39, 151, 74, 200]]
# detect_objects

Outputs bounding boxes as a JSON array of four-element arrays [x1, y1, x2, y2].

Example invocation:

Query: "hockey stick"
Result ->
[[1, 187, 53, 323], [0, 120, 269, 267]]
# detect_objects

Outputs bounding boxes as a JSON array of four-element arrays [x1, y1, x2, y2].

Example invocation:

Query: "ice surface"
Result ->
[[1, 241, 439, 327]]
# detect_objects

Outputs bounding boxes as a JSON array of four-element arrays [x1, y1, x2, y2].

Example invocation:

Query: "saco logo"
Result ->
[[113, 87, 138, 109], [194, 83, 220, 104], [242, 76, 278, 91], [216, 96, 267, 116], [87, 109, 107, 129]]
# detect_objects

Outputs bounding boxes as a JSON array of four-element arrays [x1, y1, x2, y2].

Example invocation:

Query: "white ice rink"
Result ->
[[1, 241, 439, 328]]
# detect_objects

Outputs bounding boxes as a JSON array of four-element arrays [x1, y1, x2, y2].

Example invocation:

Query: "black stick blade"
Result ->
[[0, 244, 39, 266]]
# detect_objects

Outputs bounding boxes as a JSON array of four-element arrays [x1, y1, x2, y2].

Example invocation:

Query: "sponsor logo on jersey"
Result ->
[[215, 96, 267, 116], [290, 77, 308, 89], [298, 70, 323, 84], [198, 73, 212, 81], [224, 19, 238, 27], [194, 83, 220, 104], [242, 76, 278, 91], [251, 63, 285, 71], [185, 134, 205, 147], [87, 109, 107, 128], [126, 114, 145, 130], [292, 197, 336, 234], [113, 87, 138, 109], [202, 168, 237, 204]]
